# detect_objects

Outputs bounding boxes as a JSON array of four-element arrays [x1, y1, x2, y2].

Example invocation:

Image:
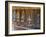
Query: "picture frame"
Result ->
[[5, 1, 45, 36]]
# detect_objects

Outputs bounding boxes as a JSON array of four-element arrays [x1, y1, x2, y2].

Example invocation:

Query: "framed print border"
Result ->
[[5, 1, 45, 36]]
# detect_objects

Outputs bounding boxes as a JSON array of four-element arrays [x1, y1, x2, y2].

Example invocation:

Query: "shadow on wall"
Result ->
[[5, 36, 13, 37]]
